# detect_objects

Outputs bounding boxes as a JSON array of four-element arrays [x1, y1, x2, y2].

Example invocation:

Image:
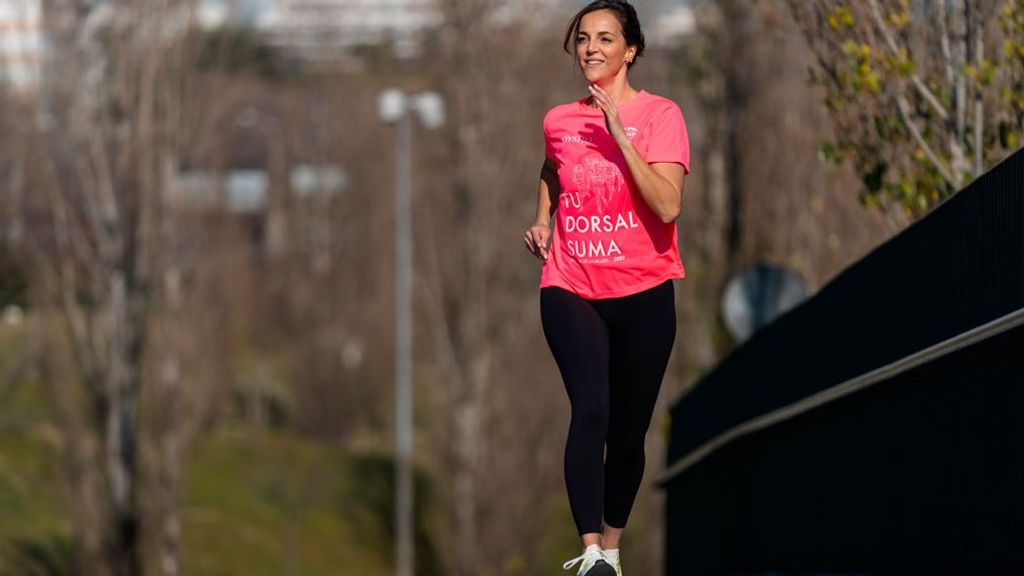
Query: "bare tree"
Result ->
[[420, 2, 583, 574], [9, 1, 198, 573], [430, 3, 510, 571]]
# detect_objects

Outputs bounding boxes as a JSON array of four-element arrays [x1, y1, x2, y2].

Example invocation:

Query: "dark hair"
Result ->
[[562, 0, 646, 68]]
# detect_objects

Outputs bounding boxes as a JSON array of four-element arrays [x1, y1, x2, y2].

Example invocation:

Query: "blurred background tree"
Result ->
[[12, 1, 202, 574], [784, 0, 1024, 216]]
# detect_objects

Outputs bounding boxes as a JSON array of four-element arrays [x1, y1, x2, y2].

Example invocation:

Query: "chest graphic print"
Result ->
[[559, 153, 641, 265], [572, 157, 623, 214]]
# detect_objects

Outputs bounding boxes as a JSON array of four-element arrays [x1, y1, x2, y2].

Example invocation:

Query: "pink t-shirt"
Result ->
[[540, 90, 691, 299]]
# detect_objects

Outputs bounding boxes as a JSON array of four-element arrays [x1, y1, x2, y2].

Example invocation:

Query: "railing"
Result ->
[[659, 148, 1023, 575]]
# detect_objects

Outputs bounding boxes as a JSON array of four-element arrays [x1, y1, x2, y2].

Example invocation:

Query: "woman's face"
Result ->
[[574, 9, 636, 85]]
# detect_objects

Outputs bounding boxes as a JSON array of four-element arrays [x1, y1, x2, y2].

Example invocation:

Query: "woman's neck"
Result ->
[[591, 74, 638, 107]]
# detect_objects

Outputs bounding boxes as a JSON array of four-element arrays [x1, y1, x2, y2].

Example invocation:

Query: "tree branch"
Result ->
[[896, 94, 958, 189], [971, 5, 984, 176], [867, 0, 949, 121], [46, 179, 107, 407], [954, 0, 967, 143], [938, 0, 955, 89]]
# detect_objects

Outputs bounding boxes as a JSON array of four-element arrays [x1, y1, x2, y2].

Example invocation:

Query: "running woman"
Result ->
[[523, 1, 690, 575]]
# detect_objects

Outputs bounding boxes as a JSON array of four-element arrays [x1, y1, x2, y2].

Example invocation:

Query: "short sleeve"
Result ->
[[645, 103, 690, 174]]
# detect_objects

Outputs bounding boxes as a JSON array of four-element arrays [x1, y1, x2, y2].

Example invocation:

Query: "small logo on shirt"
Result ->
[[624, 126, 638, 140], [562, 135, 593, 144]]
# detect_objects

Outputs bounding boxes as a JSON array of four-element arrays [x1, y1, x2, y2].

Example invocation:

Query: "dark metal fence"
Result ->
[[659, 149, 1024, 575]]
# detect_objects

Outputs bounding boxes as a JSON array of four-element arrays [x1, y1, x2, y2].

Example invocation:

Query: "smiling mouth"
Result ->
[[584, 60, 604, 66]]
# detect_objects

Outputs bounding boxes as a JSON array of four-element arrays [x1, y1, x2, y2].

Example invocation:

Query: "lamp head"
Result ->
[[378, 89, 408, 123]]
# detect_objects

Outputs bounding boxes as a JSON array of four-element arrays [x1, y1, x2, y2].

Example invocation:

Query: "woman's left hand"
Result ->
[[588, 84, 628, 144]]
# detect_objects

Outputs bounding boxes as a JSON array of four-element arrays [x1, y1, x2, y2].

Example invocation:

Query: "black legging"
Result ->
[[540, 280, 676, 536]]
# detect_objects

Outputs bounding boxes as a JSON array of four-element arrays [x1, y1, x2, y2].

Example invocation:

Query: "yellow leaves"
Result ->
[[862, 70, 881, 93], [1007, 31, 1024, 60], [999, 2, 1024, 53], [837, 5, 855, 26], [979, 59, 996, 85], [963, 59, 997, 86], [828, 5, 855, 30], [885, 0, 910, 28], [898, 178, 914, 199], [895, 57, 915, 76], [1004, 2, 1016, 20], [879, 47, 915, 77], [840, 41, 881, 94], [842, 40, 872, 60], [887, 11, 909, 28], [803, 1, 1013, 218]]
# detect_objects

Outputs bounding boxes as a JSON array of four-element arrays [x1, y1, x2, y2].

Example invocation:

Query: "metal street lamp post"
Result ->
[[377, 88, 444, 576]]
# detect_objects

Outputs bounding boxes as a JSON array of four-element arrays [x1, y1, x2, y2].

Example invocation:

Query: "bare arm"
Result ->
[[619, 150, 685, 224], [524, 157, 561, 261], [588, 84, 686, 223], [536, 157, 560, 226]]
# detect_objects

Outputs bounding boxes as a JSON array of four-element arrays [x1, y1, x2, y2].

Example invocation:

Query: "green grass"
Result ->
[[180, 431, 403, 576], [0, 320, 439, 575], [0, 419, 75, 576], [0, 319, 592, 576], [0, 421, 439, 575]]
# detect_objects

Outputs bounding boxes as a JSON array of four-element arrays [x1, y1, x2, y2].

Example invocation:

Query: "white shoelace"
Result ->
[[562, 544, 604, 573]]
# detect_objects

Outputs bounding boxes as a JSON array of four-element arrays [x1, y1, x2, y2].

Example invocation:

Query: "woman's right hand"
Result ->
[[524, 223, 551, 262]]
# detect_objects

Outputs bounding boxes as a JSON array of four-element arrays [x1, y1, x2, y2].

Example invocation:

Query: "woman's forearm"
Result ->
[[615, 138, 683, 223], [536, 159, 561, 226]]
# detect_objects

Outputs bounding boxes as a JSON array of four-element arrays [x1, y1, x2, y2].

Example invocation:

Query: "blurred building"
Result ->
[[0, 0, 43, 91], [198, 0, 275, 29], [166, 163, 347, 263], [260, 0, 441, 68], [200, 0, 442, 69], [195, 0, 694, 68], [167, 165, 348, 215]]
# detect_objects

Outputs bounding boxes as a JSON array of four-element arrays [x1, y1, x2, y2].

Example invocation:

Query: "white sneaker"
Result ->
[[601, 548, 622, 576], [562, 544, 617, 576]]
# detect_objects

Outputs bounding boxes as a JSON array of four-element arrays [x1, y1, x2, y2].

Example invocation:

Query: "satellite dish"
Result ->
[[721, 263, 809, 343]]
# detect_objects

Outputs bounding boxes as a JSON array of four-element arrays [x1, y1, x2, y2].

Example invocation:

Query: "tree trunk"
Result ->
[[105, 271, 144, 576], [157, 242, 185, 576]]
